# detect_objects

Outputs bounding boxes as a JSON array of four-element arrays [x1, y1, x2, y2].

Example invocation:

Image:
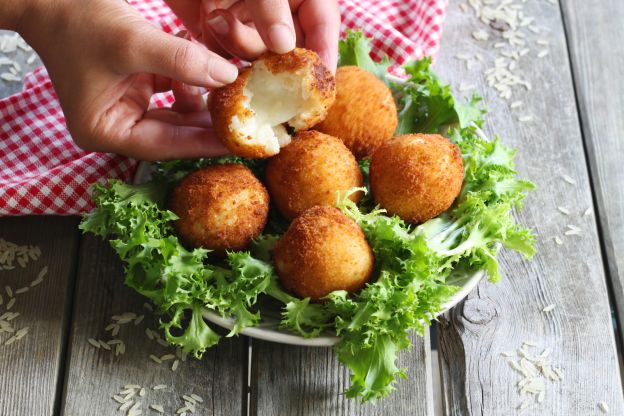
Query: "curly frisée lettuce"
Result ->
[[80, 31, 535, 402], [80, 180, 277, 356]]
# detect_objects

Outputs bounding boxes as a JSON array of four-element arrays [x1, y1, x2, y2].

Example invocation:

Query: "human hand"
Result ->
[[15, 0, 239, 160], [165, 0, 341, 72]]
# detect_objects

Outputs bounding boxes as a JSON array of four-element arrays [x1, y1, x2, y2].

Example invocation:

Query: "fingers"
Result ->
[[164, 0, 203, 37], [122, 27, 238, 88], [172, 81, 207, 113], [244, 0, 296, 53], [204, 9, 267, 60], [119, 117, 229, 161], [144, 108, 214, 127], [297, 0, 340, 72]]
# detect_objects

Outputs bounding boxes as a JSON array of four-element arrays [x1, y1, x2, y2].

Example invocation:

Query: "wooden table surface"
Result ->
[[2, 1, 624, 415]]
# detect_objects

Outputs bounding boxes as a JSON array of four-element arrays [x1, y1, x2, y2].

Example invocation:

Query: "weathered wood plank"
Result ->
[[61, 234, 247, 416], [436, 1, 624, 415], [560, 0, 624, 345], [250, 332, 433, 416], [0, 216, 79, 416]]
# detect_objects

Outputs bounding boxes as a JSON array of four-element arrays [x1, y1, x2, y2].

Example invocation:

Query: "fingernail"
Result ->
[[268, 24, 296, 54], [213, 62, 239, 85], [207, 15, 229, 35]]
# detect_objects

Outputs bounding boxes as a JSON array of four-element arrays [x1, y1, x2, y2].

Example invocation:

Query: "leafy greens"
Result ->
[[80, 31, 534, 403]]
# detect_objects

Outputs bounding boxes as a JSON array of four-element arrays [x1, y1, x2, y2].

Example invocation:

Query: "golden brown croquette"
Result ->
[[370, 134, 464, 224], [314, 66, 397, 159], [208, 48, 336, 158], [274, 206, 374, 300], [170, 164, 269, 254], [265, 130, 363, 220]]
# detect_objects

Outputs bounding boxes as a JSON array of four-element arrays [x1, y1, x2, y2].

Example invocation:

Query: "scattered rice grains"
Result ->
[[112, 384, 203, 416], [504, 341, 564, 411]]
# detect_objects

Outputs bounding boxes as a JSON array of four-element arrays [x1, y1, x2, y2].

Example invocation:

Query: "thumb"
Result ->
[[123, 27, 239, 88]]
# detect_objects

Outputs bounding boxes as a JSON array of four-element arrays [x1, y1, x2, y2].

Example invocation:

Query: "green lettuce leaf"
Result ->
[[81, 31, 535, 404]]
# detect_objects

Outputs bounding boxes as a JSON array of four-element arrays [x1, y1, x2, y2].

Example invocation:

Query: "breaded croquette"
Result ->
[[274, 206, 374, 300], [170, 164, 269, 254], [208, 48, 336, 158], [370, 134, 464, 224], [315, 66, 397, 159], [265, 130, 363, 220]]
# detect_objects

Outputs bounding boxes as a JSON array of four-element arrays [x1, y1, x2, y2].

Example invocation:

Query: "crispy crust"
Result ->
[[208, 48, 336, 158], [315, 66, 398, 159], [261, 48, 335, 100], [207, 69, 269, 158], [265, 130, 363, 220], [370, 134, 464, 224], [274, 206, 374, 300], [169, 164, 269, 254]]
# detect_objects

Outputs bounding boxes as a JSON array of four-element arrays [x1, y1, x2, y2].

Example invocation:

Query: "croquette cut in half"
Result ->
[[370, 133, 464, 224], [315, 66, 398, 159], [274, 206, 374, 300], [169, 164, 269, 254], [265, 130, 363, 220], [208, 48, 336, 158]]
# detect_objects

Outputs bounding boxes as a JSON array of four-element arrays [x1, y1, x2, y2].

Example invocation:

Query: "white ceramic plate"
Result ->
[[133, 162, 485, 347]]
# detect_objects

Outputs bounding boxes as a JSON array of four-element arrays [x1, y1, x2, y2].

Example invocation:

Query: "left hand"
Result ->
[[165, 0, 341, 72]]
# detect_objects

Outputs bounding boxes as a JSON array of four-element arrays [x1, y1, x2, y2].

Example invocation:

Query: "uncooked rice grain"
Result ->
[[160, 354, 175, 361], [119, 401, 133, 411], [6, 298, 16, 310], [15, 287, 28, 294], [562, 175, 576, 185], [542, 304, 556, 312], [150, 404, 165, 413], [599, 401, 609, 413], [172, 359, 180, 371], [557, 207, 570, 215], [190, 394, 203, 403], [149, 354, 163, 364], [152, 384, 167, 390], [30, 276, 44, 287], [157, 338, 169, 347], [554, 236, 563, 245], [5, 286, 13, 298]]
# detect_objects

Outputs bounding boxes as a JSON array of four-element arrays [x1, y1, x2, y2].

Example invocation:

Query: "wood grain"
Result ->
[[0, 216, 80, 416], [61, 234, 247, 416], [250, 332, 433, 416], [560, 0, 624, 343], [435, 1, 624, 415]]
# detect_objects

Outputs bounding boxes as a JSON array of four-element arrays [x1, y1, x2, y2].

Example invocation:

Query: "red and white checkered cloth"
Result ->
[[0, 0, 447, 216]]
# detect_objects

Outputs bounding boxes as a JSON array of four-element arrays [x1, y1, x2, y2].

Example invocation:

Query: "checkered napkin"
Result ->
[[0, 0, 447, 216]]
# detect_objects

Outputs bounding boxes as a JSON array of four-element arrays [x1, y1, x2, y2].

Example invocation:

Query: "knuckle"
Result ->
[[172, 42, 197, 75]]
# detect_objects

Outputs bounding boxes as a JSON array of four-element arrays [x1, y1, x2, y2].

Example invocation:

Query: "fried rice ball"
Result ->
[[314, 66, 398, 159], [370, 134, 464, 224], [208, 48, 336, 158], [265, 130, 363, 220], [274, 206, 374, 300], [169, 164, 269, 254]]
